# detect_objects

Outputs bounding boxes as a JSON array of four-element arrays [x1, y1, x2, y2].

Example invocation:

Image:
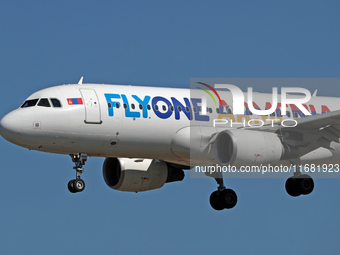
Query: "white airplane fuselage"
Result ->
[[1, 83, 340, 166]]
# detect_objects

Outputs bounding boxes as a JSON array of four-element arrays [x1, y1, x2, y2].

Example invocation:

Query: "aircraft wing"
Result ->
[[282, 109, 340, 131], [258, 109, 340, 155]]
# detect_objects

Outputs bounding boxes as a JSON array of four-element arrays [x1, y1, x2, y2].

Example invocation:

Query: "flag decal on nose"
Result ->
[[67, 98, 83, 105]]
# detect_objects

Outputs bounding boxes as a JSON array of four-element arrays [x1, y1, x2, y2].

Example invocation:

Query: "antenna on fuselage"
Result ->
[[312, 89, 317, 97], [78, 76, 84, 85]]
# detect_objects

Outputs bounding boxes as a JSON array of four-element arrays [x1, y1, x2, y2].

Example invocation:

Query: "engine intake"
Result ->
[[103, 158, 184, 192]]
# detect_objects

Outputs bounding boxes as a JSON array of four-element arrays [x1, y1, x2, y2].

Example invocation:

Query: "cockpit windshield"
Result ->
[[21, 98, 62, 108], [37, 98, 51, 107], [50, 98, 62, 107], [21, 99, 39, 108]]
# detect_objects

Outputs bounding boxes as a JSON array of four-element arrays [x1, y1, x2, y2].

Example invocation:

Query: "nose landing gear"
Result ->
[[68, 153, 87, 193]]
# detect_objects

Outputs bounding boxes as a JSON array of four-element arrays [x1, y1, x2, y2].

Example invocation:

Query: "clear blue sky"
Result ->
[[1, 1, 340, 254]]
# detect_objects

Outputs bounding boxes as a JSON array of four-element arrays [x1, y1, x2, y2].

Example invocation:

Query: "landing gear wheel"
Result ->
[[285, 177, 301, 197], [68, 153, 88, 194], [286, 174, 314, 197], [209, 189, 238, 210], [297, 174, 314, 195], [209, 175, 238, 210], [68, 179, 77, 193], [73, 179, 85, 192], [210, 191, 225, 211], [219, 189, 237, 209]]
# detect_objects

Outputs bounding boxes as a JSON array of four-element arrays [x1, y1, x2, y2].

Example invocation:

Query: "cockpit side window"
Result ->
[[21, 99, 39, 108], [50, 98, 62, 108], [37, 98, 51, 107]]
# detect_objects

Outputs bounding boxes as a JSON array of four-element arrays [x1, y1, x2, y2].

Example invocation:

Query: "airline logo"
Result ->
[[104, 83, 331, 122], [67, 98, 83, 105]]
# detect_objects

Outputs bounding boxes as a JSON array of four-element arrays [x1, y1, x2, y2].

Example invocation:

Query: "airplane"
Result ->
[[1, 77, 340, 211]]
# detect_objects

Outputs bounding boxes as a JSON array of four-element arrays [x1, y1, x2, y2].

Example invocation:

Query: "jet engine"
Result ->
[[214, 129, 299, 166], [103, 158, 185, 192]]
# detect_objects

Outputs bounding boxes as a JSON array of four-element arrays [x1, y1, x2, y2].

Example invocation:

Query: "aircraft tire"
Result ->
[[209, 191, 225, 211], [297, 174, 314, 195], [73, 179, 85, 192], [285, 177, 301, 197], [219, 189, 237, 209], [68, 179, 77, 193]]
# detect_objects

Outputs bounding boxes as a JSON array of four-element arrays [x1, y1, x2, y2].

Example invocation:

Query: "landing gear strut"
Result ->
[[209, 177, 237, 210], [68, 153, 87, 193], [285, 159, 314, 197]]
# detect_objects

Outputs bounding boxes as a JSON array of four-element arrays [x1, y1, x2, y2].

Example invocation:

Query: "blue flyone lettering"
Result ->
[[105, 93, 121, 116], [191, 98, 209, 121], [105, 93, 212, 122], [121, 94, 140, 118], [152, 96, 173, 119], [132, 95, 151, 118], [171, 97, 192, 120]]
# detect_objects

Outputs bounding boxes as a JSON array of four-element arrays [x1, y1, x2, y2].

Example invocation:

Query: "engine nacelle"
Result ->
[[214, 129, 299, 166], [103, 158, 184, 192]]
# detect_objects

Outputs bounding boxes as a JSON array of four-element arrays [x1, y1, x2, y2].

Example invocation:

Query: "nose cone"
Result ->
[[0, 111, 23, 143]]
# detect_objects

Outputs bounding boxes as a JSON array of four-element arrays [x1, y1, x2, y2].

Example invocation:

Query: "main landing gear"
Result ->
[[68, 153, 87, 193], [285, 159, 314, 197], [285, 174, 314, 197], [209, 177, 237, 210]]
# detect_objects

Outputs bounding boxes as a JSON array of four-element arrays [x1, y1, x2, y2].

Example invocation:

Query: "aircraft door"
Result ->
[[79, 89, 102, 124]]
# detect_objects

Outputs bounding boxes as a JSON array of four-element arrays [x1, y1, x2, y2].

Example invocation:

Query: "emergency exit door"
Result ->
[[80, 89, 102, 124]]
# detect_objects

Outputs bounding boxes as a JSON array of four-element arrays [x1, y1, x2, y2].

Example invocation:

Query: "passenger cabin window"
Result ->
[[21, 99, 39, 108], [38, 98, 51, 107], [50, 98, 62, 107]]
